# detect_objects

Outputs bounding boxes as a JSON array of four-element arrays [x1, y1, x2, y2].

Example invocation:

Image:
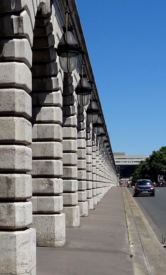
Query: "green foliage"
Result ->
[[132, 146, 166, 183]]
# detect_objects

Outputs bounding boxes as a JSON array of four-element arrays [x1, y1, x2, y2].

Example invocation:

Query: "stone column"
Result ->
[[103, 154, 110, 193], [77, 106, 88, 216], [92, 131, 97, 206], [96, 142, 103, 201], [103, 153, 109, 194], [63, 73, 80, 227], [95, 139, 100, 203], [31, 11, 65, 247], [86, 121, 94, 209], [0, 2, 36, 274]]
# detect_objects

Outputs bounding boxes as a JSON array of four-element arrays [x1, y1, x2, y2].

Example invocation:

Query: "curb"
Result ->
[[122, 188, 166, 275]]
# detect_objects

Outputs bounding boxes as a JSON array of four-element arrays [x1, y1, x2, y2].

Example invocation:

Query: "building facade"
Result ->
[[0, 1, 118, 274], [114, 152, 148, 179]]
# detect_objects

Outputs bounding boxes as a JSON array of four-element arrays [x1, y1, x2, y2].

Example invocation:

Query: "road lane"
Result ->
[[132, 187, 166, 244]]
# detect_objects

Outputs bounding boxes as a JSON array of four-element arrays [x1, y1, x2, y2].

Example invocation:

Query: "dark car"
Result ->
[[133, 179, 155, 197]]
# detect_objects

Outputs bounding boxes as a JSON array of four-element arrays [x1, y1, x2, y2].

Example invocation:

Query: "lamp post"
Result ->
[[57, 1, 81, 73], [76, 61, 92, 108]]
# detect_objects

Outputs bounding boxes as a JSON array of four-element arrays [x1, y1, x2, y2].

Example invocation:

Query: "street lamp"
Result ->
[[87, 100, 99, 125], [76, 64, 92, 107], [57, 1, 81, 73]]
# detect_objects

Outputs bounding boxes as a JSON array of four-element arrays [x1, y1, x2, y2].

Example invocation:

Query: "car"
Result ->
[[133, 179, 155, 197]]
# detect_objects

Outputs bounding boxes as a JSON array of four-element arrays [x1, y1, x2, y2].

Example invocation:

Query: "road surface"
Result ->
[[132, 187, 166, 244]]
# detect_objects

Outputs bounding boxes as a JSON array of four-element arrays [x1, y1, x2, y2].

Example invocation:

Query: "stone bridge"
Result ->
[[0, 0, 118, 274]]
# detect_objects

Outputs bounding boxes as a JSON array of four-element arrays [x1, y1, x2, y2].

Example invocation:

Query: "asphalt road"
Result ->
[[131, 187, 166, 244]]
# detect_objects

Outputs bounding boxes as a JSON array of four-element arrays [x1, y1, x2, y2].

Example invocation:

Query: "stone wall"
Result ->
[[0, 1, 118, 274]]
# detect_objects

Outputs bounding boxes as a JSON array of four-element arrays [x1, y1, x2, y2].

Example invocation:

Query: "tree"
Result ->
[[132, 146, 166, 183]]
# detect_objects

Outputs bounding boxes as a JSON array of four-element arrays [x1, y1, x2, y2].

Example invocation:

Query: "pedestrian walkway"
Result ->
[[37, 187, 134, 275]]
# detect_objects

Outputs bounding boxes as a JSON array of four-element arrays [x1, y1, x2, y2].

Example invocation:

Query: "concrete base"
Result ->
[[87, 198, 95, 210], [79, 201, 88, 217], [0, 228, 36, 275], [33, 213, 65, 247], [63, 205, 80, 227]]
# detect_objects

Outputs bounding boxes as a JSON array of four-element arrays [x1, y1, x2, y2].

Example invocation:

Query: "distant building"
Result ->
[[114, 152, 148, 179]]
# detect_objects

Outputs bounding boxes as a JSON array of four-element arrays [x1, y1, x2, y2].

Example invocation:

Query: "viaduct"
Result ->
[[0, 0, 118, 274]]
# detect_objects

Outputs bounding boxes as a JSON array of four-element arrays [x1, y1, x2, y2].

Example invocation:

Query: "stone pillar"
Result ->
[[95, 139, 100, 203], [103, 154, 110, 193], [92, 131, 98, 206], [96, 142, 103, 201], [63, 73, 80, 227], [31, 11, 65, 247], [86, 122, 94, 209], [77, 107, 88, 216], [0, 2, 36, 274]]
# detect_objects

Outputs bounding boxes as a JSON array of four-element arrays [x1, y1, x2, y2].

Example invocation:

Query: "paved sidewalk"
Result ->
[[37, 187, 134, 275]]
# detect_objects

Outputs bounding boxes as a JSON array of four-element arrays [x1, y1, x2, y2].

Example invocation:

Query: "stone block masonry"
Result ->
[[32, 9, 65, 247], [77, 107, 88, 216], [0, 1, 36, 274], [63, 73, 80, 227], [0, 1, 118, 274]]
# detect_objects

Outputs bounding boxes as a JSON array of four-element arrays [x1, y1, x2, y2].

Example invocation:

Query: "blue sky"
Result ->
[[76, 0, 166, 156]]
